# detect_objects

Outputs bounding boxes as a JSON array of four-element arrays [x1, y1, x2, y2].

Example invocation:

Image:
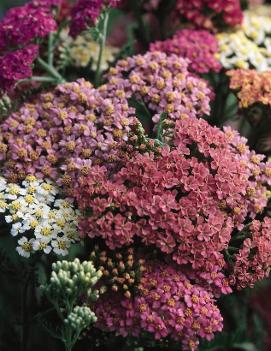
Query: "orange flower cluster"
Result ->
[[228, 69, 271, 108]]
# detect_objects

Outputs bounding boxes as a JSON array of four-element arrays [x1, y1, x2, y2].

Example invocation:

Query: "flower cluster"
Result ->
[[94, 261, 223, 351], [70, 0, 122, 37], [0, 45, 39, 92], [176, 0, 243, 30], [0, 175, 79, 257], [0, 79, 135, 182], [227, 69, 271, 108], [0, 2, 57, 50], [216, 12, 271, 71], [42, 258, 102, 302], [230, 217, 271, 289], [59, 30, 119, 71], [42, 258, 102, 350], [90, 246, 146, 298], [150, 29, 221, 74], [104, 51, 211, 130], [74, 117, 271, 295]]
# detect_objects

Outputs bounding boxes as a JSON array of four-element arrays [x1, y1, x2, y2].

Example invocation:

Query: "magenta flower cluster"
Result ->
[[105, 51, 211, 129], [74, 117, 271, 295], [150, 29, 222, 74], [94, 260, 223, 351], [70, 0, 122, 37], [0, 2, 57, 50], [0, 0, 60, 92], [0, 45, 39, 92], [176, 0, 243, 29], [0, 79, 135, 182]]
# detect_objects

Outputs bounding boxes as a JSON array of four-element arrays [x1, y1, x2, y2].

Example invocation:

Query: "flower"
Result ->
[[230, 217, 271, 289], [0, 45, 39, 93], [216, 11, 271, 71], [227, 69, 271, 108], [176, 0, 243, 30], [59, 30, 119, 71], [70, 0, 121, 37], [0, 79, 136, 182], [150, 29, 221, 74], [0, 3, 57, 50], [74, 117, 271, 295], [104, 51, 211, 131], [0, 175, 80, 257], [94, 260, 223, 351]]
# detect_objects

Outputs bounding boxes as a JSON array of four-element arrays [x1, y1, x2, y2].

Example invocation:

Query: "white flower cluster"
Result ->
[[59, 30, 119, 71], [0, 175, 80, 258], [216, 11, 271, 71]]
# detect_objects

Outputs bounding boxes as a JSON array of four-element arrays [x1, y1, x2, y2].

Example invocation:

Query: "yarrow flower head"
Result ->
[[0, 45, 39, 92], [70, 0, 122, 37], [227, 69, 271, 108], [0, 175, 80, 258], [0, 79, 135, 182], [58, 30, 119, 71], [216, 11, 271, 71], [230, 217, 271, 290], [176, 0, 243, 30], [73, 117, 271, 296], [104, 51, 211, 131], [0, 3, 57, 50], [94, 260, 223, 351], [150, 29, 221, 74]]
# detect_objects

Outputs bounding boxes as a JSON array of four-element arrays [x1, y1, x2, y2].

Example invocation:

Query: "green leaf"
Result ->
[[157, 112, 168, 141]]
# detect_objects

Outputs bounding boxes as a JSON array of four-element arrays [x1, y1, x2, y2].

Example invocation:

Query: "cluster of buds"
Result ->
[[90, 246, 146, 299], [42, 258, 102, 304], [65, 305, 97, 330]]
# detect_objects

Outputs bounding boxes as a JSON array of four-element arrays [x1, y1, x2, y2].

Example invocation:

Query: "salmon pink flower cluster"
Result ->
[[74, 118, 271, 296]]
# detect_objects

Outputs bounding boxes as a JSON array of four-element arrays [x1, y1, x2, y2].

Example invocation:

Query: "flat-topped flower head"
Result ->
[[150, 29, 221, 74], [70, 0, 122, 37], [227, 69, 271, 108], [0, 45, 39, 93], [0, 175, 80, 257], [94, 260, 223, 351], [73, 118, 271, 295], [0, 79, 136, 182], [217, 11, 271, 71], [0, 3, 57, 50], [176, 0, 243, 30], [104, 51, 211, 132]]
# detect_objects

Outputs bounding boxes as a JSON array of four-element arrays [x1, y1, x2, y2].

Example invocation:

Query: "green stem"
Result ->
[[48, 32, 54, 67], [21, 271, 32, 351], [95, 11, 109, 87], [37, 58, 66, 83]]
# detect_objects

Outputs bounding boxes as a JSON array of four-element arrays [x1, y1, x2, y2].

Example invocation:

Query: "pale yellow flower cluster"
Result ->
[[0, 175, 80, 258], [216, 11, 271, 71], [59, 30, 119, 72]]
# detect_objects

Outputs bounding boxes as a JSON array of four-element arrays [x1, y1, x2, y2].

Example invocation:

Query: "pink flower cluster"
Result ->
[[104, 51, 211, 130], [70, 0, 122, 37], [230, 217, 271, 290], [0, 2, 57, 50], [0, 0, 60, 92], [0, 45, 39, 92], [0, 79, 135, 182], [176, 0, 243, 30], [94, 261, 223, 351], [74, 117, 271, 295], [150, 29, 221, 74]]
